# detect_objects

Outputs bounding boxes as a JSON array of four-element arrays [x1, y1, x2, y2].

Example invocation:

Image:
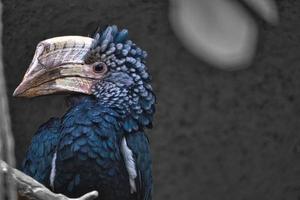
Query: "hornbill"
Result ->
[[13, 25, 155, 200]]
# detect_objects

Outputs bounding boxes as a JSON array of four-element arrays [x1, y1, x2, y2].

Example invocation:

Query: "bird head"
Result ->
[[14, 25, 153, 103], [14, 25, 155, 130]]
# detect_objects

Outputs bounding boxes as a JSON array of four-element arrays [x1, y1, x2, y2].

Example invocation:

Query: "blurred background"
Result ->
[[2, 0, 300, 199]]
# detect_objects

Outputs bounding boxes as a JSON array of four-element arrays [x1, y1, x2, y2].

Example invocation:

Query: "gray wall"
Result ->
[[3, 0, 300, 199]]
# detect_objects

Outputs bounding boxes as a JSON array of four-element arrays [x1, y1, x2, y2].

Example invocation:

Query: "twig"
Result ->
[[0, 160, 99, 200]]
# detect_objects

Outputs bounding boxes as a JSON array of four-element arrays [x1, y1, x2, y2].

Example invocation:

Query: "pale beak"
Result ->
[[13, 36, 102, 97]]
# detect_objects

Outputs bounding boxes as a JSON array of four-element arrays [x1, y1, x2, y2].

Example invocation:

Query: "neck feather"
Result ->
[[68, 81, 155, 133]]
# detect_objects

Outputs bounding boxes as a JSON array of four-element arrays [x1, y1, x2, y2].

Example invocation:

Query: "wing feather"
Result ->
[[125, 132, 152, 200], [22, 117, 61, 188]]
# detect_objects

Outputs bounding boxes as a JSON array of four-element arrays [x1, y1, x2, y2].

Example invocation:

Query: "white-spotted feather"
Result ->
[[121, 137, 137, 193], [50, 152, 57, 190]]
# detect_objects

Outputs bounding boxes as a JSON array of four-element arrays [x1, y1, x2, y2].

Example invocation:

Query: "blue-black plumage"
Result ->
[[17, 25, 156, 200]]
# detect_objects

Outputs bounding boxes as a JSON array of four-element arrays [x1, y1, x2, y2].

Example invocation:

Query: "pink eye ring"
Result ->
[[93, 62, 107, 73]]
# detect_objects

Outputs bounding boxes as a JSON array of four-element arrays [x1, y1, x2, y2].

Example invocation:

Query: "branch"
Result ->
[[0, 160, 99, 200]]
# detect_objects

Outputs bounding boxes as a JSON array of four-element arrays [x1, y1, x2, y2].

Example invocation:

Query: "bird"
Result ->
[[13, 25, 156, 200]]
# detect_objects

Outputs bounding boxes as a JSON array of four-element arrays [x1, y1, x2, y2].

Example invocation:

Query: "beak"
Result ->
[[13, 64, 97, 97], [13, 36, 102, 97]]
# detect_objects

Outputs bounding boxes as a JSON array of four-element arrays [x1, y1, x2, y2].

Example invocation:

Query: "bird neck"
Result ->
[[67, 82, 155, 132], [97, 81, 156, 131]]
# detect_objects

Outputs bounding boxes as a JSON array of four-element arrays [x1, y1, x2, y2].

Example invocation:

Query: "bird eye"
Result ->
[[93, 62, 107, 73]]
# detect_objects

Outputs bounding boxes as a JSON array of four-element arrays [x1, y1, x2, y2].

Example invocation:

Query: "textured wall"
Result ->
[[3, 0, 300, 200]]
